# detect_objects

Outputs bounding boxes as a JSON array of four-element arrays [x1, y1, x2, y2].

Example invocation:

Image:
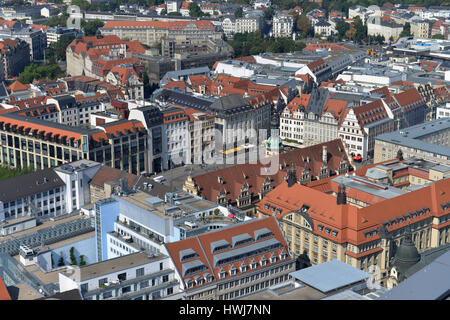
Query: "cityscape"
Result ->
[[0, 0, 448, 306]]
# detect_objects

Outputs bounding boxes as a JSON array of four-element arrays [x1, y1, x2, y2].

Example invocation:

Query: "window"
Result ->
[[117, 273, 127, 281], [98, 278, 108, 286], [162, 275, 169, 283], [136, 267, 144, 278]]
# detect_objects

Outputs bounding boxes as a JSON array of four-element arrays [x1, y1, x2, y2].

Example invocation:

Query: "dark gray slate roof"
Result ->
[[379, 250, 450, 300], [209, 94, 253, 116], [0, 168, 65, 203]]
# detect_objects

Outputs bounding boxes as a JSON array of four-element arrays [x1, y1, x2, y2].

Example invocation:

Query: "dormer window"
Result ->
[[260, 256, 267, 267], [280, 251, 287, 260], [219, 269, 226, 279], [240, 262, 247, 273], [270, 253, 277, 263], [229, 266, 237, 276], [250, 259, 257, 269]]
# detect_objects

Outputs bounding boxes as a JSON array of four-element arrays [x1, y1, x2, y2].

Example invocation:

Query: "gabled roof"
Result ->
[[165, 216, 292, 291], [7, 81, 30, 92]]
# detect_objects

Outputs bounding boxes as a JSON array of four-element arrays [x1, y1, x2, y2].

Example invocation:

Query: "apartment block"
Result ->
[[0, 38, 30, 80], [100, 20, 222, 47], [272, 14, 293, 38], [374, 118, 450, 165], [257, 158, 450, 286], [163, 216, 295, 300], [58, 251, 180, 300]]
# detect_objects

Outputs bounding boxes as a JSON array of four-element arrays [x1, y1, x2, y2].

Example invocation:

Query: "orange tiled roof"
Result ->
[[165, 216, 292, 291], [102, 20, 215, 31], [7, 81, 30, 92], [0, 276, 11, 300]]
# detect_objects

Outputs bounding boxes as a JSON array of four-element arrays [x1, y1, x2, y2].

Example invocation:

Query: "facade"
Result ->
[[222, 17, 262, 37], [103, 190, 242, 259], [0, 114, 148, 175], [0, 168, 66, 224], [257, 158, 450, 286], [161, 107, 189, 170], [105, 64, 144, 100], [0, 26, 45, 61], [272, 14, 293, 38], [127, 105, 164, 174], [374, 118, 450, 165], [58, 251, 180, 300], [410, 20, 431, 39], [366, 16, 403, 42], [164, 216, 295, 300], [184, 108, 215, 165], [0, 38, 30, 80], [46, 27, 79, 47], [183, 139, 352, 216], [314, 20, 333, 37], [100, 20, 222, 47]]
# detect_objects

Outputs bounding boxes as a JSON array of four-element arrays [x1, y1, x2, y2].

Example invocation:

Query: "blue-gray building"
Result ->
[[94, 198, 119, 262]]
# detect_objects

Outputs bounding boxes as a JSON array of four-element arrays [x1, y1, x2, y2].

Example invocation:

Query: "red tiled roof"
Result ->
[[7, 81, 30, 92], [126, 41, 146, 54], [102, 20, 215, 31], [189, 139, 351, 205], [0, 276, 11, 300], [165, 216, 292, 291], [258, 176, 450, 246], [90, 165, 139, 189]]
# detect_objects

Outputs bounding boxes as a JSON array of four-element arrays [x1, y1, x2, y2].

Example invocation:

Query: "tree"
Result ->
[[168, 11, 182, 16], [18, 64, 64, 84], [400, 22, 411, 38], [189, 2, 204, 17], [45, 34, 76, 63], [71, 0, 91, 11], [70, 247, 77, 266], [234, 7, 243, 18], [79, 255, 86, 266], [264, 8, 275, 21], [352, 16, 367, 43], [58, 252, 65, 267], [336, 20, 350, 40], [81, 19, 104, 36], [432, 34, 445, 39], [296, 14, 312, 38], [345, 24, 357, 41]]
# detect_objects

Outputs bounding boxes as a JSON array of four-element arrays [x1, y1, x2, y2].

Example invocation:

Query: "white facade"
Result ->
[[162, 115, 189, 170], [214, 61, 256, 78], [436, 103, 450, 119], [58, 252, 179, 300], [54, 160, 102, 214], [272, 14, 293, 38]]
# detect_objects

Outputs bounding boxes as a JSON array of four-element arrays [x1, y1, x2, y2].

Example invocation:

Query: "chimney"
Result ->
[[119, 178, 128, 194], [322, 145, 327, 163], [337, 183, 347, 205]]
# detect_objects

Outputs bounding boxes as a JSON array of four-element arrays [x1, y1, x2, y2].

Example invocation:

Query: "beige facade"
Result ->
[[411, 21, 431, 39]]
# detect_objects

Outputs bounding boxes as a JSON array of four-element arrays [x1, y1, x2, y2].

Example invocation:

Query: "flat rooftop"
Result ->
[[376, 118, 450, 157], [62, 251, 167, 282]]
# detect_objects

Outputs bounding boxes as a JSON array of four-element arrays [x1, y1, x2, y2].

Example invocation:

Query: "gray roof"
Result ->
[[365, 168, 388, 180], [290, 260, 371, 293], [209, 95, 253, 116], [375, 118, 450, 157], [378, 250, 450, 300], [181, 259, 206, 277], [0, 168, 65, 203], [161, 66, 210, 86], [231, 233, 253, 247]]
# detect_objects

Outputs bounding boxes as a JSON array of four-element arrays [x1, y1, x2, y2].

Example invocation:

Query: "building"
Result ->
[[379, 250, 450, 300], [89, 165, 170, 203], [387, 228, 450, 289], [105, 64, 144, 100], [240, 259, 386, 300], [161, 106, 189, 170], [374, 118, 450, 165], [0, 25, 45, 61], [58, 251, 180, 300], [100, 20, 221, 47], [272, 14, 293, 38], [163, 215, 295, 300], [257, 157, 450, 285], [0, 113, 149, 175], [46, 27, 79, 47], [102, 190, 242, 259], [65, 34, 144, 82], [0, 38, 30, 80], [183, 139, 352, 215], [314, 20, 333, 37], [222, 16, 262, 37], [127, 105, 164, 173], [0, 168, 66, 227], [184, 108, 215, 165], [410, 20, 431, 39], [366, 16, 403, 42]]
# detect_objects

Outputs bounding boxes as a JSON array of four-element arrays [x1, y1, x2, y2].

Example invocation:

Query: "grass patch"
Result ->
[[0, 165, 34, 181]]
